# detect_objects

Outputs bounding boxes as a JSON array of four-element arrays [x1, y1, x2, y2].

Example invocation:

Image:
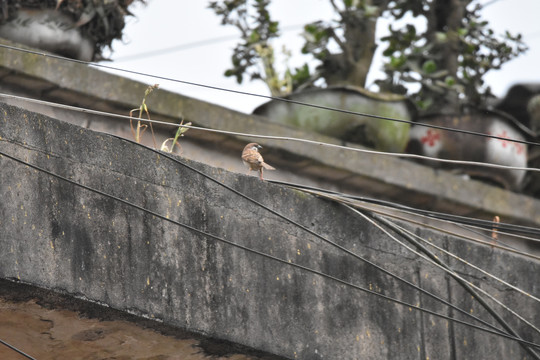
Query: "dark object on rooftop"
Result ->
[[495, 83, 540, 132], [0, 0, 144, 61]]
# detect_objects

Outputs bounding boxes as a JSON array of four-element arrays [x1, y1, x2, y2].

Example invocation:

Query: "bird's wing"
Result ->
[[242, 151, 263, 165]]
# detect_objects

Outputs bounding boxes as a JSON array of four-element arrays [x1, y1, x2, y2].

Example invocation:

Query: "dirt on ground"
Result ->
[[0, 281, 282, 360]]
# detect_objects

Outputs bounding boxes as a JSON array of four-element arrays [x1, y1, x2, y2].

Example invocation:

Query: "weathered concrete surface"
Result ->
[[1, 103, 539, 359]]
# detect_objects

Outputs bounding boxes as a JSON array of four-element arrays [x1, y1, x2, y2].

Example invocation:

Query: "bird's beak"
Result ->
[[257, 145, 262, 149]]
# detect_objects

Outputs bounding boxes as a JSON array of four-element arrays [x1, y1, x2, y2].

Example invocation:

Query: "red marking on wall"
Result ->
[[492, 130, 525, 156], [495, 130, 510, 148], [420, 130, 440, 147]]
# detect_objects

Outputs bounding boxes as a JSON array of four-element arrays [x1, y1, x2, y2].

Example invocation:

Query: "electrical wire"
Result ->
[[290, 185, 540, 262], [0, 126, 536, 340], [1, 91, 540, 176], [0, 338, 37, 360], [114, 24, 305, 62], [269, 179, 540, 245], [389, 221, 540, 305], [275, 182, 540, 356], [369, 201, 540, 261], [0, 42, 539, 149], [324, 196, 540, 339], [5, 101, 540, 352], [368, 212, 540, 360], [455, 222, 540, 249], [111, 131, 540, 351], [2, 148, 540, 350], [353, 197, 537, 257]]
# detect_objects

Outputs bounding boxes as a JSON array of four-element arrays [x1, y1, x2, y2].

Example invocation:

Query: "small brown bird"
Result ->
[[241, 142, 275, 180]]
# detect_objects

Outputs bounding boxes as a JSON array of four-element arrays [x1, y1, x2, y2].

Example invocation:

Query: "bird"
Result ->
[[241, 142, 275, 180]]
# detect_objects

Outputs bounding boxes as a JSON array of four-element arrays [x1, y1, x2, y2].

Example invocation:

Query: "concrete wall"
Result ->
[[1, 103, 539, 359]]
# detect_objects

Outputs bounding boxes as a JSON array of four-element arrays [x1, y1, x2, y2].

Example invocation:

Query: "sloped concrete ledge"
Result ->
[[1, 103, 539, 359]]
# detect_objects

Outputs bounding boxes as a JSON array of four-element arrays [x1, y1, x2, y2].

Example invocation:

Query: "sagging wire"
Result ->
[[0, 338, 37, 360], [342, 205, 540, 359], [291, 185, 540, 334], [317, 192, 540, 341], [0, 42, 539, 149], [389, 221, 540, 305], [3, 149, 539, 349], [455, 221, 540, 250], [0, 29, 538, 357], [338, 194, 540, 359], [4, 97, 540, 350], [114, 24, 305, 62], [273, 181, 540, 261], [369, 213, 540, 360], [349, 198, 540, 259], [360, 201, 540, 262], [269, 179, 540, 239], [1, 91, 539, 176], [112, 134, 540, 337]]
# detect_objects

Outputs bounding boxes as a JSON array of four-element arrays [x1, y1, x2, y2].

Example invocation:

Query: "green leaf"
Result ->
[[269, 21, 279, 34], [364, 5, 378, 17], [435, 32, 447, 42], [390, 55, 406, 69], [422, 60, 437, 74], [249, 30, 260, 43]]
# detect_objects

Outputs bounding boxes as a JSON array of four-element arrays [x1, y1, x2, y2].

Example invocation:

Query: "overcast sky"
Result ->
[[107, 0, 540, 114]]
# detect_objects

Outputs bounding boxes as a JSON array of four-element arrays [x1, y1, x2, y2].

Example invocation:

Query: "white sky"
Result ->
[[107, 0, 540, 114]]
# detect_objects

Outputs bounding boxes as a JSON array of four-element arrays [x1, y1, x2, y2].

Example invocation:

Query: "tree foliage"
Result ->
[[210, 0, 527, 112], [377, 0, 527, 113]]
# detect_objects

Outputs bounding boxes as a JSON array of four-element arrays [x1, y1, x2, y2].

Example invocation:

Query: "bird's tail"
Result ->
[[262, 162, 275, 170]]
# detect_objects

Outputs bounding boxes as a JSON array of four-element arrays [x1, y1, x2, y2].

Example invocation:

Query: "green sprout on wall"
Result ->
[[160, 117, 192, 154], [130, 84, 159, 147]]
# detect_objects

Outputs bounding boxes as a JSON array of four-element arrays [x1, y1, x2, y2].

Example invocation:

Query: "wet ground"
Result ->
[[0, 280, 283, 360]]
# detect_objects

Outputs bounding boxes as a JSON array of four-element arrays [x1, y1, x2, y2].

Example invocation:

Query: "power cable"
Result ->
[[114, 34, 240, 62], [0, 43, 538, 148], [4, 86, 540, 330], [3, 149, 539, 349], [109, 131, 540, 353], [268, 179, 540, 240], [4, 95, 540, 330], [370, 213, 540, 360], [1, 91, 539, 175], [0, 21, 536, 354], [0, 338, 37, 360], [292, 185, 540, 261], [114, 24, 305, 62], [389, 221, 540, 305], [282, 183, 540, 351], [330, 196, 540, 340]]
